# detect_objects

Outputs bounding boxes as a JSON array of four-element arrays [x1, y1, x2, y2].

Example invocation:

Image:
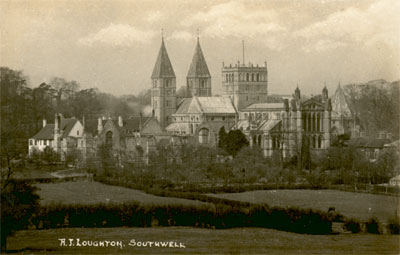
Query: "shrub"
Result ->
[[30, 200, 333, 235], [387, 217, 400, 234], [365, 217, 382, 234], [344, 218, 362, 233]]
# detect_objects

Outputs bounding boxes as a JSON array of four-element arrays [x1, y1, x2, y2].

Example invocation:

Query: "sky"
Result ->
[[1, 0, 399, 97]]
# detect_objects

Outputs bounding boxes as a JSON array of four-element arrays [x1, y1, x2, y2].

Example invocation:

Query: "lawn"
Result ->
[[35, 181, 207, 206], [208, 189, 400, 223], [7, 227, 399, 254]]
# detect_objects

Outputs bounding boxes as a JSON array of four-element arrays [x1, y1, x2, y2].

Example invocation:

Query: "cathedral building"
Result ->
[[30, 35, 348, 162], [150, 35, 336, 156]]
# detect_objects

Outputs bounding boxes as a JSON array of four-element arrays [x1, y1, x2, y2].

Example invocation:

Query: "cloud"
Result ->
[[78, 24, 156, 47], [295, 0, 400, 51], [167, 31, 194, 42], [303, 39, 347, 52], [182, 1, 287, 50], [146, 11, 164, 23]]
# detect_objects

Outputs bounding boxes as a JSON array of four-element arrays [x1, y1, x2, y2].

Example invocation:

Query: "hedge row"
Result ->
[[343, 217, 400, 234], [32, 202, 332, 235], [94, 176, 399, 197]]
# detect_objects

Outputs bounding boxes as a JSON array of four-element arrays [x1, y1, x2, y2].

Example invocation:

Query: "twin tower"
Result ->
[[150, 36, 268, 127]]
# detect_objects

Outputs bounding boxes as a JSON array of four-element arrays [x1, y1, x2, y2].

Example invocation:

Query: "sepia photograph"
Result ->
[[1, 0, 399, 254]]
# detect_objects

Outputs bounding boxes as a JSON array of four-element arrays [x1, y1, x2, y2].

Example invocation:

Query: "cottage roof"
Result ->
[[83, 119, 107, 136], [348, 137, 391, 148], [384, 140, 400, 148], [60, 118, 79, 138], [30, 117, 78, 140], [390, 175, 400, 182], [151, 39, 175, 78], [106, 117, 150, 135], [31, 124, 55, 140], [187, 38, 211, 78]]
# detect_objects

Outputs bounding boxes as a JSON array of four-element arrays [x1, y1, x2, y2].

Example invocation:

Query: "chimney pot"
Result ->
[[43, 119, 47, 128]]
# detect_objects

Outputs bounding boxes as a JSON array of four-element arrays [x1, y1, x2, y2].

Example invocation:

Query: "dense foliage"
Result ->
[[1, 180, 40, 252], [344, 80, 400, 139]]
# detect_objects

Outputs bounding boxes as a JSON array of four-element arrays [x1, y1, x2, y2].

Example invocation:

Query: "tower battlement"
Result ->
[[221, 61, 268, 111]]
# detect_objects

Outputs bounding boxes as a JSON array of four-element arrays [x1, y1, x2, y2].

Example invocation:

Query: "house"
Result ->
[[389, 175, 400, 186], [93, 115, 169, 164], [348, 137, 391, 162], [29, 113, 83, 160]]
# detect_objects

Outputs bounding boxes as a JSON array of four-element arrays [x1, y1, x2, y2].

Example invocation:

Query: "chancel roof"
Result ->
[[175, 96, 236, 115], [244, 103, 285, 110], [331, 84, 353, 118]]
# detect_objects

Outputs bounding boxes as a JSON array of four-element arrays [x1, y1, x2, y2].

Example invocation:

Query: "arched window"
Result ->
[[307, 113, 311, 132], [198, 128, 209, 144], [312, 136, 316, 148], [277, 136, 281, 148], [252, 73, 254, 81], [312, 114, 316, 131], [246, 73, 249, 81], [253, 136, 257, 146], [166, 79, 170, 88], [256, 73, 260, 81], [106, 131, 113, 147], [318, 136, 322, 148], [231, 74, 234, 82], [258, 135, 262, 147], [226, 74, 229, 82], [201, 80, 205, 88], [317, 113, 320, 131]]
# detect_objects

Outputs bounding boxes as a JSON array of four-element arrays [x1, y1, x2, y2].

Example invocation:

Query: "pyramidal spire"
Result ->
[[187, 36, 211, 78], [151, 35, 175, 78]]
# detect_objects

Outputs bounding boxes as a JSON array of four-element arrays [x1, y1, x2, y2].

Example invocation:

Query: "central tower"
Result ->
[[151, 36, 177, 127], [186, 37, 212, 97], [222, 61, 268, 111]]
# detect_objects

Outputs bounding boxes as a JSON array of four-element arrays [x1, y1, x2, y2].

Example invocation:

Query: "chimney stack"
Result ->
[[98, 118, 103, 134], [43, 119, 47, 128], [118, 116, 123, 127], [139, 112, 143, 132], [55, 114, 59, 132]]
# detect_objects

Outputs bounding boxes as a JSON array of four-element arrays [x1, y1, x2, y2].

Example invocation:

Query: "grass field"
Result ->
[[208, 189, 400, 223], [7, 227, 399, 254], [35, 181, 207, 206]]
